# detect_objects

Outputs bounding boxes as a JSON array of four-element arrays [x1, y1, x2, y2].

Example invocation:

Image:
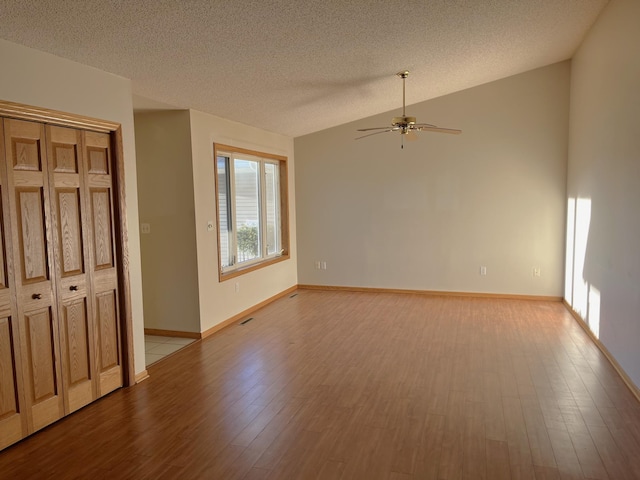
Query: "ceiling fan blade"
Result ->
[[412, 123, 437, 128], [415, 126, 462, 135], [355, 129, 394, 139], [357, 127, 394, 132]]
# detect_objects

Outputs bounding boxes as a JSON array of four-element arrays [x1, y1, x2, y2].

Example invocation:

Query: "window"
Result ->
[[214, 144, 289, 279]]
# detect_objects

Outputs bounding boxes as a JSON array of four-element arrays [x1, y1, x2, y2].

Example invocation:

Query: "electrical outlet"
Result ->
[[315, 261, 321, 269], [533, 267, 541, 277], [480, 266, 487, 276], [141, 223, 151, 234], [321, 261, 327, 270]]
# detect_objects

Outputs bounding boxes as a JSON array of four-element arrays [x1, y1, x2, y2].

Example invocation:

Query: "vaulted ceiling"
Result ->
[[0, 1, 608, 137]]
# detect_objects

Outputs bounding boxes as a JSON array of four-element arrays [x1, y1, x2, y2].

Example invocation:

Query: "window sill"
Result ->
[[219, 253, 290, 282]]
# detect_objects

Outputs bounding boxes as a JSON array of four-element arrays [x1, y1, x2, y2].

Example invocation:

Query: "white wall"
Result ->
[[566, 0, 640, 387], [295, 62, 569, 297], [134, 111, 200, 333], [189, 109, 297, 332], [0, 39, 146, 375]]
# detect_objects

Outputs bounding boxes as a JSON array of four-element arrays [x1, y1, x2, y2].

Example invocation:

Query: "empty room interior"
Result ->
[[0, 0, 639, 478]]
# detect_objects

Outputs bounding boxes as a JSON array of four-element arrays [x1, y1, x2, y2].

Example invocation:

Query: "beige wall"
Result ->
[[189, 109, 297, 333], [295, 62, 569, 297], [566, 0, 640, 387], [134, 111, 200, 333], [134, 108, 297, 335], [0, 39, 146, 375]]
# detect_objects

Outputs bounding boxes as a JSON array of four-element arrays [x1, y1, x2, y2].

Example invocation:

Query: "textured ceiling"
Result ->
[[0, 0, 607, 137]]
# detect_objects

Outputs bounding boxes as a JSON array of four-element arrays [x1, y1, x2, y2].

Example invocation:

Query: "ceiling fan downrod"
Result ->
[[392, 71, 416, 133], [398, 70, 409, 117]]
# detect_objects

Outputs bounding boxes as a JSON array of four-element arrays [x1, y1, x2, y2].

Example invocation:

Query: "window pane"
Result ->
[[264, 162, 280, 255], [234, 158, 261, 263], [217, 156, 232, 267]]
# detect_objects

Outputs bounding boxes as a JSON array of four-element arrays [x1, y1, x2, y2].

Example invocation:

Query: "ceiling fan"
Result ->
[[356, 70, 462, 148]]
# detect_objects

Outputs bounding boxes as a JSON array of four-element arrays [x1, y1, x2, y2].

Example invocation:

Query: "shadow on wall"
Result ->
[[567, 161, 640, 389]]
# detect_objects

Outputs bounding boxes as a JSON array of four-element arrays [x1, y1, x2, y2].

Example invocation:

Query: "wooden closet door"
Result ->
[[0, 120, 28, 449], [84, 131, 122, 396], [46, 126, 97, 413], [3, 118, 64, 432]]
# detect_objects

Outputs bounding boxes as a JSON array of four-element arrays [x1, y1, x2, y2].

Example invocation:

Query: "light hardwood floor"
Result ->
[[1, 289, 639, 479]]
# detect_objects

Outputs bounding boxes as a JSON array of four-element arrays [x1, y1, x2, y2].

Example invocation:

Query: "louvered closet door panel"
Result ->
[[3, 118, 64, 432], [46, 126, 97, 413], [84, 131, 122, 396], [0, 121, 28, 449]]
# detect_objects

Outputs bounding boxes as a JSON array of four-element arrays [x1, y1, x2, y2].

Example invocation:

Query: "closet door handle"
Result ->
[[32, 293, 42, 300], [69, 285, 78, 291]]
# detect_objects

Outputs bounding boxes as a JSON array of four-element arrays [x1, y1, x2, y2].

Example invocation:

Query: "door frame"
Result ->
[[0, 99, 135, 387]]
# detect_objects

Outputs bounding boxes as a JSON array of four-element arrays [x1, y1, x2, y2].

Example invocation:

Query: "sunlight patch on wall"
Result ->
[[565, 196, 601, 339], [572, 197, 591, 320], [565, 197, 575, 301]]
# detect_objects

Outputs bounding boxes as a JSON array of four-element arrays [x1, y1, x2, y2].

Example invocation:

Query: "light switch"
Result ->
[[141, 223, 151, 234]]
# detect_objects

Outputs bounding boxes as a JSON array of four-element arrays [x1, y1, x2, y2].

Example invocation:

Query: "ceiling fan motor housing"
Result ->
[[392, 116, 416, 125]]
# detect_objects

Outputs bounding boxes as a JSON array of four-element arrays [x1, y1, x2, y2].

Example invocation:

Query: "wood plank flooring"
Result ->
[[1, 289, 639, 479]]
